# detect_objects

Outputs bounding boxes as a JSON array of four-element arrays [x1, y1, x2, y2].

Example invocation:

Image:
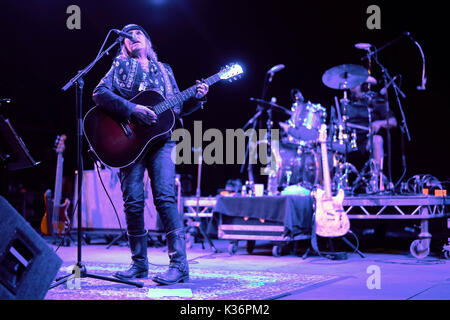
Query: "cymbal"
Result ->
[[249, 97, 292, 115], [322, 64, 369, 90]]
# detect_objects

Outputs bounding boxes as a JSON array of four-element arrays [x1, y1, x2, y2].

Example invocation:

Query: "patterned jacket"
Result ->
[[92, 55, 205, 126]]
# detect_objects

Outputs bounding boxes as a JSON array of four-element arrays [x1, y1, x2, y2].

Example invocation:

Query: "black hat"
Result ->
[[121, 24, 151, 42]]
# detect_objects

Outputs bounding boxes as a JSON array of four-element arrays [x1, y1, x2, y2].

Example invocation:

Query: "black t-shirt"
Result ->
[[342, 92, 394, 134]]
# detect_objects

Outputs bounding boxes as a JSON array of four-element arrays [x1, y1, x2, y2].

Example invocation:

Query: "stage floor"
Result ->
[[47, 238, 450, 300]]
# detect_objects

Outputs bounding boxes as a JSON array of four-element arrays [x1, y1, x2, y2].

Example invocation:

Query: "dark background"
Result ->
[[0, 1, 448, 214]]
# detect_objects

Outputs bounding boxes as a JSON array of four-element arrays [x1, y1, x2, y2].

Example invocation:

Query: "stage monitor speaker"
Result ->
[[0, 196, 62, 300]]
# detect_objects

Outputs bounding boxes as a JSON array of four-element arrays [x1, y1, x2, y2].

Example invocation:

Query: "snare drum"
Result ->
[[330, 122, 358, 154], [289, 101, 327, 141]]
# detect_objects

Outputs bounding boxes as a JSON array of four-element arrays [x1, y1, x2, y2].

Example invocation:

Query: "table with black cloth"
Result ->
[[212, 195, 314, 238]]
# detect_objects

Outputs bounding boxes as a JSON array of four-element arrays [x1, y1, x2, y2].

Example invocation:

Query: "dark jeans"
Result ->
[[119, 138, 182, 236]]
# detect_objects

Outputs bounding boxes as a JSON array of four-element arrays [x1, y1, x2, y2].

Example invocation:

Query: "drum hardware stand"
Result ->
[[333, 160, 359, 195], [333, 93, 358, 194], [50, 31, 144, 289], [187, 147, 218, 252], [351, 106, 382, 194]]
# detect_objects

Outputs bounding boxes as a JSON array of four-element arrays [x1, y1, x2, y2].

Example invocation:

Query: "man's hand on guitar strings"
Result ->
[[195, 80, 209, 99], [131, 104, 158, 126]]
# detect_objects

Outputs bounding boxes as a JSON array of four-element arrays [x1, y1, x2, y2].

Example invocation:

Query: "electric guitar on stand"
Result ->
[[314, 124, 350, 237], [40, 135, 71, 236], [83, 63, 244, 168]]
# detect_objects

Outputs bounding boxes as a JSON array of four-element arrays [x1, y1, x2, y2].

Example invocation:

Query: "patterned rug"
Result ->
[[45, 262, 342, 300]]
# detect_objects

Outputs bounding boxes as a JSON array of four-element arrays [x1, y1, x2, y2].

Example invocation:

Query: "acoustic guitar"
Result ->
[[83, 63, 244, 168], [314, 124, 350, 237], [40, 135, 71, 236]]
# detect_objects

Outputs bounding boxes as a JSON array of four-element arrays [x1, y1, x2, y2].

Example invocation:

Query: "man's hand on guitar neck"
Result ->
[[195, 80, 209, 99], [131, 104, 158, 125]]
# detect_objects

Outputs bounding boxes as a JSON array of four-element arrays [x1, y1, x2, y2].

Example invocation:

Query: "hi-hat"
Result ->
[[249, 97, 292, 115], [322, 64, 369, 90]]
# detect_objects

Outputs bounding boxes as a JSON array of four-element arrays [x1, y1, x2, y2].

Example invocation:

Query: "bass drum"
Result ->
[[271, 141, 320, 190]]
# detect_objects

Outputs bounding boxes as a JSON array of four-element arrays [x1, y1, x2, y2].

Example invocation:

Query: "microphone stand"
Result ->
[[240, 70, 273, 184], [240, 107, 264, 182], [51, 34, 143, 289], [361, 32, 409, 61], [371, 51, 411, 194]]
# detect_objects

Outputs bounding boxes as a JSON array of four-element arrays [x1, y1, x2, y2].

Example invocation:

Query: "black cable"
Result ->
[[93, 160, 124, 232], [346, 230, 361, 256]]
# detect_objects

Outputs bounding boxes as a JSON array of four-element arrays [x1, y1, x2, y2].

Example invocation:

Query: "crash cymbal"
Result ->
[[322, 64, 369, 90], [249, 97, 292, 115]]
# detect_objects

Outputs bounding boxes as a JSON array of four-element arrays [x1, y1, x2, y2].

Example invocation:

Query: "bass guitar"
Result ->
[[40, 135, 71, 236], [83, 63, 244, 168], [314, 124, 350, 237]]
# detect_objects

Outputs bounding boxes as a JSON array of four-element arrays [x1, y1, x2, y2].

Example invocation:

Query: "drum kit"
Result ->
[[248, 63, 385, 196]]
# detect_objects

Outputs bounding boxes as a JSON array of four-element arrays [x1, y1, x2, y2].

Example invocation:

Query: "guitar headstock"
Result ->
[[219, 63, 244, 82], [318, 124, 328, 144], [54, 134, 67, 155]]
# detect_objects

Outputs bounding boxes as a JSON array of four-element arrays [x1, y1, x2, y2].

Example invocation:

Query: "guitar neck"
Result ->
[[153, 73, 221, 115], [52, 153, 64, 215], [320, 140, 332, 199]]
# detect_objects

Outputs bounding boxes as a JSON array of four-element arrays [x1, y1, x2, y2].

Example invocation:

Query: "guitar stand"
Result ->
[[305, 231, 365, 260], [186, 217, 218, 253], [341, 235, 365, 258]]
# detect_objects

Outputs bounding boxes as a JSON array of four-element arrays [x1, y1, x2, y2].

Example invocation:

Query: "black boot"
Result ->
[[153, 228, 189, 285], [114, 232, 149, 280]]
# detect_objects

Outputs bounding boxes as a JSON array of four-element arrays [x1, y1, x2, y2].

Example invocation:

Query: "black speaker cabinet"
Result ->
[[0, 196, 62, 300]]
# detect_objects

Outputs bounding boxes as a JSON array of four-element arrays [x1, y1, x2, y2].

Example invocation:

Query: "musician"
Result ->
[[92, 24, 209, 285], [345, 76, 397, 184]]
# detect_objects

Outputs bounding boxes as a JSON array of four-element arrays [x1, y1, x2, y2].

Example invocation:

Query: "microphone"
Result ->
[[380, 75, 399, 95], [112, 29, 138, 42], [267, 64, 285, 82], [417, 80, 426, 91], [355, 43, 372, 51], [267, 64, 285, 74], [403, 31, 427, 91]]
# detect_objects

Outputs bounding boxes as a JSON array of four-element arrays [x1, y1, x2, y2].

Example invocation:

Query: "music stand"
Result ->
[[0, 116, 39, 195]]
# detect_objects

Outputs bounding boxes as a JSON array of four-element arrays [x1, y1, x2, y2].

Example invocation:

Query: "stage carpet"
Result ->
[[45, 261, 344, 300]]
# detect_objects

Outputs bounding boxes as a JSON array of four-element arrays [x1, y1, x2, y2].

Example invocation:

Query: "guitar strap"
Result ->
[[157, 62, 174, 98]]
